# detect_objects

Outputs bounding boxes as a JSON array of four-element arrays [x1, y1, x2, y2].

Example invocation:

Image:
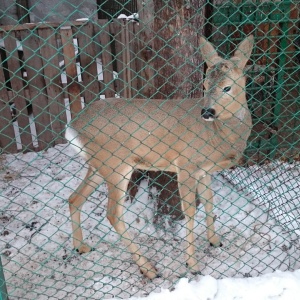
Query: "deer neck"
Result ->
[[210, 107, 252, 151]]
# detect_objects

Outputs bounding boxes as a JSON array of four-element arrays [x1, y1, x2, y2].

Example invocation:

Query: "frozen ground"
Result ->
[[0, 144, 299, 299]]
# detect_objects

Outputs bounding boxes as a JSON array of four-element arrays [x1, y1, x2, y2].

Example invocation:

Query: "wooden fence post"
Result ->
[[60, 26, 82, 118]]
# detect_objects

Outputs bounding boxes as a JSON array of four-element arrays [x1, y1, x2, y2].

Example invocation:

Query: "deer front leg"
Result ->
[[69, 166, 104, 253], [178, 170, 199, 274], [106, 169, 158, 279], [197, 173, 221, 247]]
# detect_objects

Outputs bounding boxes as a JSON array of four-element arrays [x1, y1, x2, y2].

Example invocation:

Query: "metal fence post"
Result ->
[[0, 256, 8, 300]]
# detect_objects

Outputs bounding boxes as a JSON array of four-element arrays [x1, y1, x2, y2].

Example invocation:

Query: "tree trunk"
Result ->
[[128, 0, 205, 221], [16, 0, 30, 23], [152, 0, 204, 99]]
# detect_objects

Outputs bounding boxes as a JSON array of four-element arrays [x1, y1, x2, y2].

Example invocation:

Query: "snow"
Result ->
[[117, 13, 139, 21], [75, 18, 89, 22], [129, 270, 300, 300], [0, 144, 299, 299]]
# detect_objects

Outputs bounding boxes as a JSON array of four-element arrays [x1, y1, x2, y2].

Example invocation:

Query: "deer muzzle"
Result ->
[[201, 107, 216, 121]]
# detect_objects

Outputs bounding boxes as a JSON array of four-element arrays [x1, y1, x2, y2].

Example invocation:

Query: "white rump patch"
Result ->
[[65, 126, 84, 156]]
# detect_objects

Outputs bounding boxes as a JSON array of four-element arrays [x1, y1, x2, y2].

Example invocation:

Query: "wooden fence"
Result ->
[[0, 19, 140, 153]]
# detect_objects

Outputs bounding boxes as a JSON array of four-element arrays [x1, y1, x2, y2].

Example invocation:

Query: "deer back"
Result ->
[[67, 97, 250, 173], [66, 36, 254, 173]]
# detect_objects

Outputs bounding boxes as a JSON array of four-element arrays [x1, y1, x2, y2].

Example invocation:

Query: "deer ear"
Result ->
[[232, 35, 254, 69], [200, 37, 220, 68]]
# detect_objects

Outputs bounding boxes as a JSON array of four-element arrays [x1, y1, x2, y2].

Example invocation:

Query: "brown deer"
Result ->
[[66, 35, 254, 279]]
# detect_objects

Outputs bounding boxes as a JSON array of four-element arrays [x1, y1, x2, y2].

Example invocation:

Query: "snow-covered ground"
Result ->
[[130, 270, 300, 300], [0, 144, 299, 299]]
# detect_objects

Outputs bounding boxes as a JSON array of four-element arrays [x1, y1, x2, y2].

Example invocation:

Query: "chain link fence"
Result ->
[[0, 0, 300, 299]]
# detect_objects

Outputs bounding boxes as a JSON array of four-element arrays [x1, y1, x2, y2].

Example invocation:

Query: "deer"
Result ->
[[65, 35, 254, 279]]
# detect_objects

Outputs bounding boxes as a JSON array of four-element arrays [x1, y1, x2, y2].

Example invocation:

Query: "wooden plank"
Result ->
[[4, 31, 33, 151], [21, 29, 52, 151], [60, 26, 82, 117], [0, 21, 89, 32], [38, 28, 66, 145], [0, 97, 15, 153], [124, 21, 132, 99], [113, 19, 128, 98], [127, 21, 138, 98], [75, 23, 100, 104], [0, 34, 17, 153], [136, 1, 156, 99], [97, 20, 115, 98]]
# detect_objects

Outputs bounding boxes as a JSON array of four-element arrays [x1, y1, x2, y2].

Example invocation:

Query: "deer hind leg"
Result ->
[[69, 166, 104, 253], [177, 170, 199, 273], [197, 174, 221, 247], [106, 167, 158, 279]]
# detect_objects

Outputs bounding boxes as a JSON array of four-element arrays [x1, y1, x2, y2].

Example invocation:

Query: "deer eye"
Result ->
[[223, 86, 231, 93]]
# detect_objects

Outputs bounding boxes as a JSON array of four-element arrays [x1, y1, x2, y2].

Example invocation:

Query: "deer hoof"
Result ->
[[185, 261, 200, 275], [75, 244, 94, 254], [140, 265, 159, 280], [191, 270, 202, 276], [210, 242, 223, 247]]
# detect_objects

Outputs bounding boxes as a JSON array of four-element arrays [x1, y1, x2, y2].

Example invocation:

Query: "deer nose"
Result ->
[[201, 108, 216, 120]]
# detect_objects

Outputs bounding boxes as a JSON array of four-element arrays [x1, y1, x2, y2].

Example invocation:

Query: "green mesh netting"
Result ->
[[0, 1, 299, 299]]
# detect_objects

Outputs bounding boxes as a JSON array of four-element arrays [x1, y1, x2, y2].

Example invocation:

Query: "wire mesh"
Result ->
[[0, 0, 300, 299]]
